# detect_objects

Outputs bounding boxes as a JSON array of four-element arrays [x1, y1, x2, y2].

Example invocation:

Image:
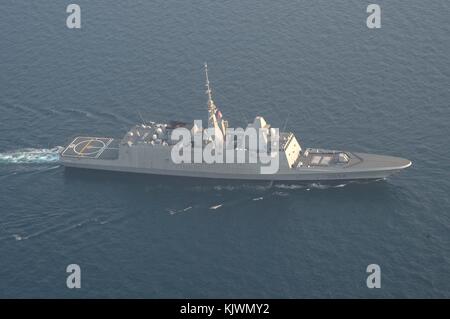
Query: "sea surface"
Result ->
[[0, 1, 449, 298]]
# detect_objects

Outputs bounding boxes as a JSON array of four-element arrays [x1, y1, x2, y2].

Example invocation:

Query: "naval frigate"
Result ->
[[60, 64, 411, 181]]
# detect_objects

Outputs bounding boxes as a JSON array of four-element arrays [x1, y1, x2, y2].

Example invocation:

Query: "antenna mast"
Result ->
[[205, 62, 213, 104], [205, 62, 217, 128]]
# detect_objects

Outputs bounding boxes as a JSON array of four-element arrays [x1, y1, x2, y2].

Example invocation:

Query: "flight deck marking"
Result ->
[[95, 138, 114, 158], [79, 140, 92, 154], [61, 137, 113, 158], [73, 139, 105, 156]]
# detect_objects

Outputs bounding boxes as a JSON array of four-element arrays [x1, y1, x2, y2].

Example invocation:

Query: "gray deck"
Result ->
[[61, 137, 119, 160]]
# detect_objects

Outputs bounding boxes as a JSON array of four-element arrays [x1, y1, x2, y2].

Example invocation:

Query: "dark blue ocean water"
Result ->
[[0, 1, 449, 298]]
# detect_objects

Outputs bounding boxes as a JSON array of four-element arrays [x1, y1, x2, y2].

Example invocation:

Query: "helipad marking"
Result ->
[[95, 138, 114, 158], [80, 140, 92, 154], [73, 139, 106, 156], [61, 137, 113, 158]]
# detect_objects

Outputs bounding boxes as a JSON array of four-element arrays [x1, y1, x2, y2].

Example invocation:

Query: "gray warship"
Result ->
[[60, 64, 411, 181]]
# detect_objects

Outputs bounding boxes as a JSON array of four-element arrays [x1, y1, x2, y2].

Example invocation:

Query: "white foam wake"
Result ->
[[0, 146, 63, 164]]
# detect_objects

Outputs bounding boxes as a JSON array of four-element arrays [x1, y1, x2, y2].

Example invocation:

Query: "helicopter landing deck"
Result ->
[[61, 137, 119, 160]]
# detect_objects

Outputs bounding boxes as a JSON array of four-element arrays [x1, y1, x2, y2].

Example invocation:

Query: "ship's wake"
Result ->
[[280, 182, 348, 190], [192, 181, 352, 193], [0, 146, 63, 164]]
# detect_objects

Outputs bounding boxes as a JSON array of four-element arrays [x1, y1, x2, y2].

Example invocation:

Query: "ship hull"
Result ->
[[60, 136, 411, 182], [60, 158, 410, 182]]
